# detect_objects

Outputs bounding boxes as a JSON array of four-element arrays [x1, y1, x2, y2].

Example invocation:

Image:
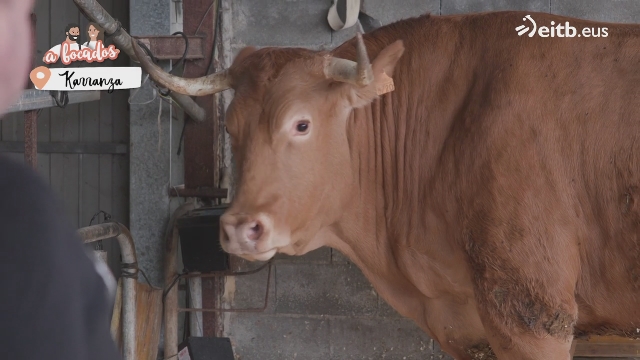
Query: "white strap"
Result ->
[[327, 0, 361, 31]]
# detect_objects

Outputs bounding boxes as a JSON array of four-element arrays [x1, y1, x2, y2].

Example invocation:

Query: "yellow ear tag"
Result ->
[[376, 72, 395, 95]]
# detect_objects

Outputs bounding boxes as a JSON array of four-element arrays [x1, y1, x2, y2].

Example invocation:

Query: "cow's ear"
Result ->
[[372, 40, 405, 78], [348, 40, 405, 108]]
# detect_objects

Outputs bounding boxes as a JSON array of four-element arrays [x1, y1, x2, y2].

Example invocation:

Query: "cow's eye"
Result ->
[[295, 120, 310, 134]]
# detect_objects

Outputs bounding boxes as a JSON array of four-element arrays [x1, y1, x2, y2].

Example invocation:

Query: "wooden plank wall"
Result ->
[[0, 0, 130, 275]]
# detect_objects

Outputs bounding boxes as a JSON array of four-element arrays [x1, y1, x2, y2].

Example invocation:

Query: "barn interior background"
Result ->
[[2, 0, 640, 359]]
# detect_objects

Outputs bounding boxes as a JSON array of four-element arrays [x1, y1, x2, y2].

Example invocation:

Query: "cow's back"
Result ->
[[359, 11, 640, 340], [445, 12, 640, 336]]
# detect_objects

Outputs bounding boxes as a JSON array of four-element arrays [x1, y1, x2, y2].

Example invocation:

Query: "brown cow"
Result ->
[[134, 11, 640, 360]]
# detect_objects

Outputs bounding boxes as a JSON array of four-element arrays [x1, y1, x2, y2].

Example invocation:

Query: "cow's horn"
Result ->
[[131, 38, 231, 96], [325, 33, 374, 87]]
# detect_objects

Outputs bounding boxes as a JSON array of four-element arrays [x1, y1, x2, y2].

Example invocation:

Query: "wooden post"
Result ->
[[183, 0, 219, 190], [24, 110, 37, 169], [182, 0, 224, 338], [24, 12, 38, 169]]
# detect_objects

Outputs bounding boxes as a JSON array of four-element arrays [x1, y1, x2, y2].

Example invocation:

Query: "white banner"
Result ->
[[30, 66, 142, 92]]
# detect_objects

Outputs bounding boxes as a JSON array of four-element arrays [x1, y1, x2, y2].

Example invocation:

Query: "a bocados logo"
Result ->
[[31, 22, 140, 92], [43, 23, 120, 65]]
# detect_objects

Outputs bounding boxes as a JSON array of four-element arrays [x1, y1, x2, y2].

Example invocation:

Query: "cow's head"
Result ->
[[133, 34, 404, 261]]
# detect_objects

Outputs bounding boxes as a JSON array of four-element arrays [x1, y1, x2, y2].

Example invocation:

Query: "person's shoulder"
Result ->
[[0, 156, 121, 360], [0, 156, 52, 199], [0, 156, 70, 239], [0, 155, 89, 277]]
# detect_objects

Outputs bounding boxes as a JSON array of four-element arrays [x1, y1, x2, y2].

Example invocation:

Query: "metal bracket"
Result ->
[[169, 185, 228, 199], [175, 261, 273, 313], [133, 35, 205, 61]]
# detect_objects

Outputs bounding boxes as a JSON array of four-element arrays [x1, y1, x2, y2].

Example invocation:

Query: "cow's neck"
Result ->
[[328, 15, 481, 315]]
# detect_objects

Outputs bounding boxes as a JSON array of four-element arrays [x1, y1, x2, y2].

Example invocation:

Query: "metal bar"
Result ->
[[188, 274, 203, 337], [94, 250, 116, 297], [179, 262, 269, 278], [163, 202, 197, 360], [77, 222, 120, 242], [0, 141, 127, 154], [0, 141, 128, 154], [133, 35, 205, 60], [24, 111, 37, 168], [72, 0, 207, 123], [5, 90, 101, 114], [178, 262, 272, 313], [168, 185, 228, 199], [77, 223, 137, 360]]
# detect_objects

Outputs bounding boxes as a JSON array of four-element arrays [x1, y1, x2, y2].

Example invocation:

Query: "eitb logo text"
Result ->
[[516, 15, 608, 38]]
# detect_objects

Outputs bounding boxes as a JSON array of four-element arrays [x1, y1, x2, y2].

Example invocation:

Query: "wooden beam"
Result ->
[[0, 141, 128, 154], [183, 0, 223, 339], [5, 89, 100, 114], [573, 336, 640, 358]]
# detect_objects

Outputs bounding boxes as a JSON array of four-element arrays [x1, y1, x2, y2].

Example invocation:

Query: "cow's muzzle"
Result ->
[[219, 212, 277, 261]]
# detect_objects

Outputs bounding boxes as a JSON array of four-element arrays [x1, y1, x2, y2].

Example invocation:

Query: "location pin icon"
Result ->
[[30, 66, 51, 90]]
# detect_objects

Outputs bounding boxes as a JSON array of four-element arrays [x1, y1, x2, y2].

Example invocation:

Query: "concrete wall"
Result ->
[[129, 0, 184, 289], [216, 1, 640, 360]]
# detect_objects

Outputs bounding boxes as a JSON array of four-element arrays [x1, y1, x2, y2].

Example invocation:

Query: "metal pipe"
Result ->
[[72, 0, 207, 123], [163, 202, 196, 360], [188, 274, 203, 337], [77, 223, 137, 360]]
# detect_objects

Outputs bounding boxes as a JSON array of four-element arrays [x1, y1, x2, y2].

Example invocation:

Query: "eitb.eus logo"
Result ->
[[515, 15, 608, 38]]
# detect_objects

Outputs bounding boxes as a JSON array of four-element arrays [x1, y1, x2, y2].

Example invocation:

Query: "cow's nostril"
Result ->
[[246, 221, 263, 241]]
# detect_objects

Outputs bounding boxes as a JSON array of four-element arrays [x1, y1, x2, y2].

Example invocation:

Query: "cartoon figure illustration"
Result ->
[[42, 22, 120, 65], [82, 23, 104, 50], [43, 23, 85, 62]]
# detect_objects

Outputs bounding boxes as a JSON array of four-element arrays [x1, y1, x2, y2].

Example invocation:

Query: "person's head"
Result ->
[[87, 23, 103, 42], [65, 23, 80, 43], [0, 0, 36, 115]]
